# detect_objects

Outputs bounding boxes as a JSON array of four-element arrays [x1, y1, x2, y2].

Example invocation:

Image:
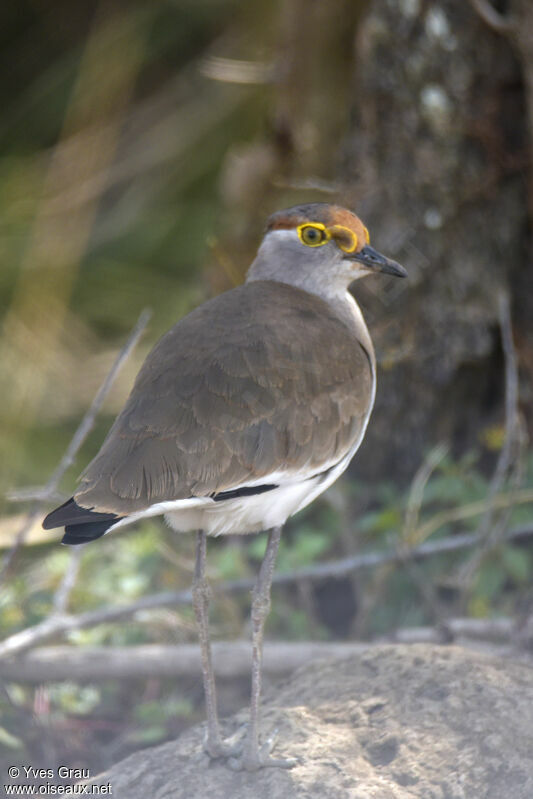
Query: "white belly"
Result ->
[[164, 479, 320, 536], [163, 425, 368, 536], [108, 428, 363, 538]]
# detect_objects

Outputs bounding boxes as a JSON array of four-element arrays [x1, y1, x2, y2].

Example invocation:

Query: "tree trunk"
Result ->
[[343, 0, 529, 477]]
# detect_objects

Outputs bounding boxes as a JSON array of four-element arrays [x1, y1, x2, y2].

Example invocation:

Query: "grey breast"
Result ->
[[74, 281, 373, 514]]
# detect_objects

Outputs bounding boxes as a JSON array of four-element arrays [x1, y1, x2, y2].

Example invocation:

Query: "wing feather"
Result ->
[[74, 281, 373, 514]]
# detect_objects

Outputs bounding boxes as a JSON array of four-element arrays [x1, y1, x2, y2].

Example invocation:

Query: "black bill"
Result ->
[[348, 245, 407, 278]]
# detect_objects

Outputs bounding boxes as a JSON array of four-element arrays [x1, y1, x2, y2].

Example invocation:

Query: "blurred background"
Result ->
[[1, 0, 532, 782]]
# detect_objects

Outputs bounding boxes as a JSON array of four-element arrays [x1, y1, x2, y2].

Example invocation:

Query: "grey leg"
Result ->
[[230, 526, 296, 771], [192, 530, 239, 759]]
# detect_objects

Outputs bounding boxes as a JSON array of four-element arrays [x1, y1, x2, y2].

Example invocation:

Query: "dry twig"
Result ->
[[354, 443, 449, 638], [403, 443, 449, 544], [456, 290, 523, 591], [52, 546, 85, 615], [0, 618, 525, 683], [0, 309, 152, 584], [0, 641, 369, 682], [1, 523, 533, 661], [468, 0, 515, 35]]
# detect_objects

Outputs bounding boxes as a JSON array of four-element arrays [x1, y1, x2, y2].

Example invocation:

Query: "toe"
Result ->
[[203, 725, 246, 760], [228, 747, 297, 772]]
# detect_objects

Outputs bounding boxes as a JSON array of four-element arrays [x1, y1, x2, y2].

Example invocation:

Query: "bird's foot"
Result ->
[[203, 726, 244, 760], [227, 728, 297, 772]]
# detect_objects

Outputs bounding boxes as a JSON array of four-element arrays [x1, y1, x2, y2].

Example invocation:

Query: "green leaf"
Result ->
[[474, 561, 506, 599], [0, 725, 23, 749], [501, 546, 531, 584], [128, 725, 167, 745], [212, 544, 247, 580]]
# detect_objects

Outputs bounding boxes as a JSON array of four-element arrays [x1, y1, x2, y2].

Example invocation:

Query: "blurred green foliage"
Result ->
[[0, 0, 271, 502], [1, 448, 533, 772], [1, 0, 532, 784]]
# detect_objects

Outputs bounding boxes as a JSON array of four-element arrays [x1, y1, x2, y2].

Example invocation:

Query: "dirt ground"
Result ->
[[85, 643, 533, 798]]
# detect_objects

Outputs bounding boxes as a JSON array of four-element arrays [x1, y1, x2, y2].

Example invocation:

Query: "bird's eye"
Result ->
[[298, 224, 329, 247]]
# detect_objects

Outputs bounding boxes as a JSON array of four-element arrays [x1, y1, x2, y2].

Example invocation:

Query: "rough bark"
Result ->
[[81, 644, 533, 798], [344, 0, 529, 477]]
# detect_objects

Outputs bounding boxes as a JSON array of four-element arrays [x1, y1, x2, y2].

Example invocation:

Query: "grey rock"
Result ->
[[85, 644, 533, 798]]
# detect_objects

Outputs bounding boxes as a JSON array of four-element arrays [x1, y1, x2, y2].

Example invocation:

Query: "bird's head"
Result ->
[[247, 202, 407, 296]]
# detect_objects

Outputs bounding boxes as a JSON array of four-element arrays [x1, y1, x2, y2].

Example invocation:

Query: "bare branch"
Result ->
[[0, 308, 152, 584], [353, 444, 449, 639], [403, 442, 449, 543], [272, 176, 341, 194], [0, 641, 369, 682], [53, 546, 85, 615], [494, 290, 520, 490], [468, 0, 515, 35], [456, 289, 522, 589], [413, 487, 533, 544], [6, 488, 65, 504], [0, 618, 523, 683], [393, 616, 515, 645], [1, 524, 533, 661], [199, 56, 274, 85]]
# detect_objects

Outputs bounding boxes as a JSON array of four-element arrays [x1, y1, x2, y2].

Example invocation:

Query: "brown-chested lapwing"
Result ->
[[43, 203, 407, 770]]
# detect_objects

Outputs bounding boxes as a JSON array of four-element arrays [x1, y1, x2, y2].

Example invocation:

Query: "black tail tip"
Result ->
[[43, 497, 122, 545]]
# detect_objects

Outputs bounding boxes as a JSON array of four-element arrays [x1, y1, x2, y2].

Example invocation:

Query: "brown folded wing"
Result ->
[[75, 281, 373, 514]]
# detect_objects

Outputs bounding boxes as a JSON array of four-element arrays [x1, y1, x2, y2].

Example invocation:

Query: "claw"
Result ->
[[260, 727, 279, 756], [227, 729, 297, 771], [228, 751, 297, 771], [202, 724, 246, 760]]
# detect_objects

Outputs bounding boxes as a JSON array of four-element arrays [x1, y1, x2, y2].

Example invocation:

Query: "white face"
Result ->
[[246, 228, 374, 298]]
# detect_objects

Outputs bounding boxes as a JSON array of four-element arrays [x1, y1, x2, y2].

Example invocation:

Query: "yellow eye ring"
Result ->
[[297, 223, 331, 247], [329, 224, 358, 253]]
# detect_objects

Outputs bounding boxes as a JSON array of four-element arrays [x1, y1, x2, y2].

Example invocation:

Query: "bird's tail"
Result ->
[[42, 497, 123, 545]]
